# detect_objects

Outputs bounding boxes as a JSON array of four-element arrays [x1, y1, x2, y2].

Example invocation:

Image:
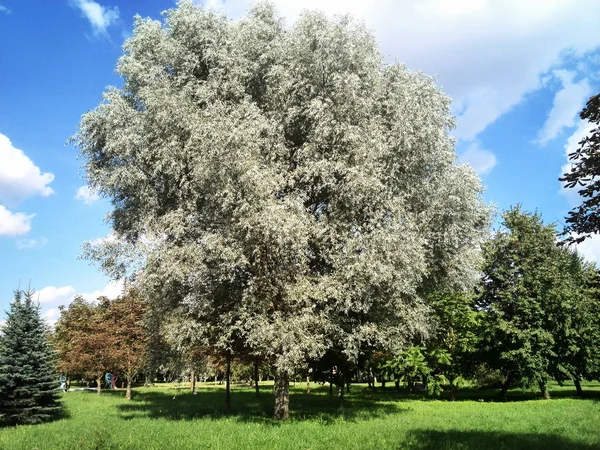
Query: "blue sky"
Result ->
[[1, 0, 599, 325]]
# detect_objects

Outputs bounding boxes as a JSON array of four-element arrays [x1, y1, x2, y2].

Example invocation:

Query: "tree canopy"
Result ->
[[477, 206, 600, 398], [73, 1, 490, 419]]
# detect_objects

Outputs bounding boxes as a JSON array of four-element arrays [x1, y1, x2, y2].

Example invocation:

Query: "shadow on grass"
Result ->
[[117, 385, 404, 424], [0, 397, 70, 428], [406, 430, 599, 450], [358, 383, 600, 403], [113, 381, 600, 424]]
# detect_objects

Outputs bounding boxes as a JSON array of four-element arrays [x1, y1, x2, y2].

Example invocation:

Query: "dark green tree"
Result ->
[[0, 289, 60, 425], [546, 249, 600, 395], [477, 207, 559, 399], [425, 292, 481, 398], [560, 93, 600, 243]]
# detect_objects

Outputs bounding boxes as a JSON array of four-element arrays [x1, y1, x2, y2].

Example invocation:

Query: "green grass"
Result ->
[[1, 381, 599, 449]]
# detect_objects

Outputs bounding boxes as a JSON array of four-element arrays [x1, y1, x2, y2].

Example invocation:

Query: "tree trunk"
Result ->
[[96, 377, 102, 395], [190, 369, 196, 393], [126, 376, 132, 400], [381, 380, 386, 389], [254, 358, 260, 398], [225, 355, 231, 412], [306, 376, 310, 395], [574, 378, 583, 396], [329, 380, 333, 396], [500, 374, 512, 398], [339, 376, 345, 409], [395, 380, 400, 391], [538, 381, 550, 399], [346, 381, 350, 394], [273, 369, 290, 420]]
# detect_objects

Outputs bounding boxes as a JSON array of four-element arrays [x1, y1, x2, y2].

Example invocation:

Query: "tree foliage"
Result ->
[[54, 292, 148, 399], [0, 289, 60, 425], [54, 296, 111, 392], [73, 1, 490, 418], [477, 206, 600, 398]]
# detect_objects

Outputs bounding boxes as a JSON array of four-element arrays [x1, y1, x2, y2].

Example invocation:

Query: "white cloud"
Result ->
[[16, 237, 48, 249], [536, 70, 592, 145], [0, 133, 54, 206], [73, 0, 119, 36], [558, 119, 596, 206], [574, 234, 600, 265], [459, 142, 497, 176], [43, 308, 62, 327], [36, 280, 124, 327], [80, 279, 124, 302], [36, 285, 77, 305], [0, 205, 34, 236], [202, 0, 226, 10], [209, 0, 600, 141], [75, 185, 100, 205], [0, 5, 11, 14]]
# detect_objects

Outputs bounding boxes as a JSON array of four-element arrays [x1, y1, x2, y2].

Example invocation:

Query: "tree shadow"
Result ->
[[359, 384, 600, 403], [405, 430, 599, 450], [117, 385, 404, 424], [0, 397, 70, 428]]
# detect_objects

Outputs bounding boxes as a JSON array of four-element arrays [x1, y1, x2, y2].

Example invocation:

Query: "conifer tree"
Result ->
[[0, 289, 60, 425]]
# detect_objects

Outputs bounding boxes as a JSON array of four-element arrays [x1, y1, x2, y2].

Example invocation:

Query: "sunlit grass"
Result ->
[[1, 381, 599, 449]]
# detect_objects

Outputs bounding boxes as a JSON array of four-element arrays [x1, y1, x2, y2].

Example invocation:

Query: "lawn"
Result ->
[[1, 381, 599, 450]]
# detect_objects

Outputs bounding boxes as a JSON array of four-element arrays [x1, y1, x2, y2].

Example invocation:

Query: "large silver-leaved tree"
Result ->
[[74, 1, 490, 419]]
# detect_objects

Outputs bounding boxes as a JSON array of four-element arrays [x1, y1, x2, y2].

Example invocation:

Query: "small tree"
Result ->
[[54, 296, 114, 393], [106, 292, 148, 400], [0, 289, 60, 425]]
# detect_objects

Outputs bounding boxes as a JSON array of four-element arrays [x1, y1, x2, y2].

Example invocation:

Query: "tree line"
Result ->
[[48, 207, 600, 407]]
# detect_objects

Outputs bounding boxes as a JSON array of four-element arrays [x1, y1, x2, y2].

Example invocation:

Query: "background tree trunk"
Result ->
[[539, 381, 551, 399], [126, 376, 132, 400], [96, 376, 102, 395], [190, 369, 196, 393], [254, 358, 260, 397], [225, 355, 231, 412], [500, 374, 512, 398], [273, 369, 289, 420], [574, 378, 583, 396]]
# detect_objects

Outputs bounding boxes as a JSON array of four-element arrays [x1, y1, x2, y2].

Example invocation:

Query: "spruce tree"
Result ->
[[0, 289, 60, 425]]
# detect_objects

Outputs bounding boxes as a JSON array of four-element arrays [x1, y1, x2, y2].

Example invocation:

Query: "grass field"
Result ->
[[1, 381, 599, 449]]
